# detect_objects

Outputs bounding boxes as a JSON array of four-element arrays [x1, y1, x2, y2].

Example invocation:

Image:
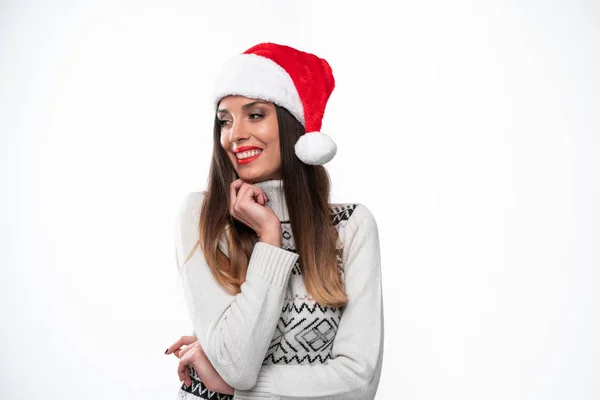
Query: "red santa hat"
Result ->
[[212, 42, 337, 165]]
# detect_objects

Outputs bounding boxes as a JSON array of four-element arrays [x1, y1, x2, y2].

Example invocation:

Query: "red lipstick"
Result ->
[[233, 146, 262, 153], [235, 147, 263, 165]]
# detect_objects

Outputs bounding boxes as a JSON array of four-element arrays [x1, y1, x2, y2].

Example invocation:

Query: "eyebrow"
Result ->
[[217, 100, 270, 114]]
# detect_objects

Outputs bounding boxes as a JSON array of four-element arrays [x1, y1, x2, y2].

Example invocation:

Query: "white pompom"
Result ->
[[294, 131, 337, 165]]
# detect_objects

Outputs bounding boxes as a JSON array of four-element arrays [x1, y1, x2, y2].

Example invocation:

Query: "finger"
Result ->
[[231, 178, 244, 191], [235, 181, 268, 206], [178, 349, 194, 384], [177, 359, 186, 384], [230, 179, 245, 200], [256, 192, 265, 205], [240, 184, 268, 207], [175, 345, 187, 359], [180, 362, 192, 389], [258, 190, 268, 205], [177, 341, 198, 359], [184, 366, 191, 389], [230, 179, 245, 214], [182, 350, 196, 388], [232, 182, 255, 218], [166, 335, 197, 355], [234, 182, 250, 211], [167, 335, 196, 355]]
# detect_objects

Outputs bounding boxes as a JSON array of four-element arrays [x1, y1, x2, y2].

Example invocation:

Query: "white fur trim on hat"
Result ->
[[294, 131, 337, 165], [213, 53, 305, 126]]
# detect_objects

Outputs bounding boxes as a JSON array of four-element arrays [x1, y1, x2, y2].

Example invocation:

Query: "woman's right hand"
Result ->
[[229, 179, 281, 241]]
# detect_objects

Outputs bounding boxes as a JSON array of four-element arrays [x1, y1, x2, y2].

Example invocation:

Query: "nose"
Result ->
[[229, 119, 249, 143]]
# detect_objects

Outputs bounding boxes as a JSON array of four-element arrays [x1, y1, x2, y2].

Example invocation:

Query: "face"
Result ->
[[217, 95, 282, 182]]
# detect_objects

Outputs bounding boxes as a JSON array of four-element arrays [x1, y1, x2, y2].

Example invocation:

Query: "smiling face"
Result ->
[[217, 95, 282, 182]]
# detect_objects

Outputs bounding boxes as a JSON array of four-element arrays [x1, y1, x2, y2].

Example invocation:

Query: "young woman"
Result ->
[[165, 42, 384, 399]]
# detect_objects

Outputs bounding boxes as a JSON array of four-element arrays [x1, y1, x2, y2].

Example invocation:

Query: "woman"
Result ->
[[165, 42, 384, 399]]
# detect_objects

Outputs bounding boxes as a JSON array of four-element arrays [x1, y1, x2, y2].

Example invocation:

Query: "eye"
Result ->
[[218, 119, 231, 127], [249, 113, 263, 120]]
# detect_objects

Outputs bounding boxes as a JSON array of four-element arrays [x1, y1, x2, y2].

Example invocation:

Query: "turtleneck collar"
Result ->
[[253, 179, 289, 222]]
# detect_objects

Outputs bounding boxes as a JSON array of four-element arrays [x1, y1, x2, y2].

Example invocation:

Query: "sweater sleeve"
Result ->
[[174, 192, 299, 390], [234, 204, 385, 400]]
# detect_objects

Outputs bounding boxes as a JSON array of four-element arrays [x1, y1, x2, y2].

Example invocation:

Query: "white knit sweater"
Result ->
[[174, 179, 384, 400]]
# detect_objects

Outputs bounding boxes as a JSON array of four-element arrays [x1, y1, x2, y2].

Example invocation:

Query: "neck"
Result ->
[[253, 179, 289, 222]]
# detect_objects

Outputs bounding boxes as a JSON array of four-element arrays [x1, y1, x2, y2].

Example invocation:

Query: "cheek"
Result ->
[[219, 133, 229, 149], [265, 119, 280, 148]]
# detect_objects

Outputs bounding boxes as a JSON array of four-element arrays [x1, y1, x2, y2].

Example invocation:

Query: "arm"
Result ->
[[234, 204, 385, 400], [175, 192, 299, 390]]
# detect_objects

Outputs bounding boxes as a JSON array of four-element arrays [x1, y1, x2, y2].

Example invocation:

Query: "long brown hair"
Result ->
[[182, 103, 348, 308]]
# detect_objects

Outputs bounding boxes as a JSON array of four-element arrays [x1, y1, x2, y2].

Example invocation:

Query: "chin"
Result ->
[[239, 171, 277, 183], [235, 169, 261, 181], [231, 158, 279, 182]]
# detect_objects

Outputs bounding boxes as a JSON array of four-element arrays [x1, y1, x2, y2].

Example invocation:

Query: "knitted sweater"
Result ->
[[174, 179, 384, 400]]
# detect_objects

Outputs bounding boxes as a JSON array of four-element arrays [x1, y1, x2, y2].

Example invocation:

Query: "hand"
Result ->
[[229, 179, 280, 238], [166, 335, 235, 395], [165, 335, 198, 387]]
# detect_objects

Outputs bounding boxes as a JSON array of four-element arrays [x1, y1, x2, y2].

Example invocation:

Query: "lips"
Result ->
[[237, 150, 263, 165], [233, 146, 263, 154]]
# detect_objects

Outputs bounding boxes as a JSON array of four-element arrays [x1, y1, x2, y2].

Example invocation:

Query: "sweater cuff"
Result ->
[[233, 368, 275, 399], [246, 242, 298, 287]]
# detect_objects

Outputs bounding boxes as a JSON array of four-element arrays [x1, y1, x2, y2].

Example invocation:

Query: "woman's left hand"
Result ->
[[176, 340, 234, 394]]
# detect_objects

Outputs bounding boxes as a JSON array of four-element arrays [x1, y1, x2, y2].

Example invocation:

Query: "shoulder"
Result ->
[[176, 191, 206, 227], [330, 202, 377, 231], [173, 191, 206, 247], [173, 191, 209, 267], [335, 203, 380, 274], [334, 203, 379, 254], [329, 203, 360, 227], [350, 204, 378, 230], [174, 190, 231, 259]]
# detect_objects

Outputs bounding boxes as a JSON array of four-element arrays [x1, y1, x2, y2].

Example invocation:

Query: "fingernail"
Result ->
[[165, 348, 169, 354]]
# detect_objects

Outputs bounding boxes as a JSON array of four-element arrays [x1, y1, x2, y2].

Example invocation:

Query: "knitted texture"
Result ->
[[174, 179, 384, 399]]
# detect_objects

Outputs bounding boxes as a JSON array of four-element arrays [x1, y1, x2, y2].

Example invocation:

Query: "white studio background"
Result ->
[[1, 1, 598, 399]]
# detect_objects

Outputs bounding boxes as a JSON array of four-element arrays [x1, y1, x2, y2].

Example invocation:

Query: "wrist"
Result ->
[[258, 223, 282, 247], [260, 238, 281, 248], [211, 381, 234, 395]]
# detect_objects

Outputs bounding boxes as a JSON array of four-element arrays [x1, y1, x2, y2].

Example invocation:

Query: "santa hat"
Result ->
[[212, 42, 337, 165]]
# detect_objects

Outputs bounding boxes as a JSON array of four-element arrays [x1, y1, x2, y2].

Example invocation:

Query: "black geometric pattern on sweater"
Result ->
[[281, 302, 342, 315], [177, 366, 233, 399], [278, 203, 358, 227], [263, 311, 342, 365], [264, 351, 334, 364], [281, 203, 359, 226], [330, 203, 359, 226]]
